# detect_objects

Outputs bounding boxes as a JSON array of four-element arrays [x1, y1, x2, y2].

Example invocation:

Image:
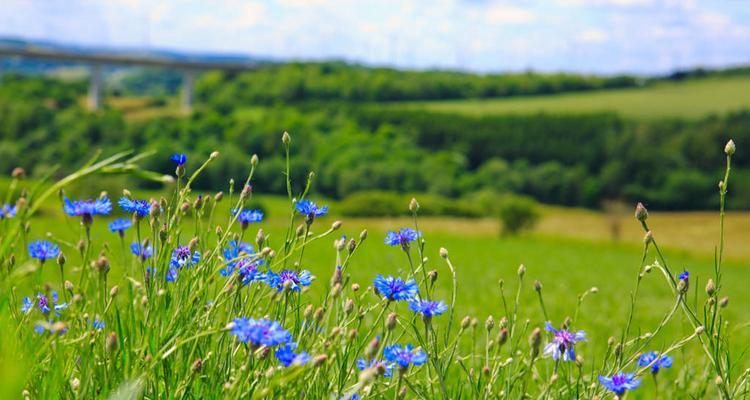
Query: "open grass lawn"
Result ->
[[399, 76, 750, 120]]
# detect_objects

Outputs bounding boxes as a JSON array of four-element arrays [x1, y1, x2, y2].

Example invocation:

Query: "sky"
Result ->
[[1, 0, 749, 74]]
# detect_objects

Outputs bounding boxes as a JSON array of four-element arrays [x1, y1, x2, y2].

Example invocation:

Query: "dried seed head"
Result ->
[[635, 202, 648, 222]]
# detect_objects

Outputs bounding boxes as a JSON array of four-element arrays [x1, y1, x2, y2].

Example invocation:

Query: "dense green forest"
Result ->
[[1, 69, 748, 212]]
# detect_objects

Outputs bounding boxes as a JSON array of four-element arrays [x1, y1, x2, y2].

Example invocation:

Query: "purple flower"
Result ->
[[0, 204, 17, 219], [409, 299, 448, 318], [385, 228, 421, 249], [118, 197, 151, 217], [22, 292, 67, 315], [383, 344, 428, 368], [543, 322, 586, 362], [295, 199, 328, 220], [599, 372, 640, 396], [170, 246, 201, 269], [28, 240, 60, 262], [638, 351, 672, 374], [63, 197, 111, 219], [230, 317, 292, 347], [275, 343, 311, 367], [170, 153, 187, 166], [266, 270, 314, 292], [356, 358, 394, 378], [109, 218, 132, 234], [373, 275, 418, 301]]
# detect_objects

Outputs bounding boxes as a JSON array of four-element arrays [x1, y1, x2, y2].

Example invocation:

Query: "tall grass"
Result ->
[[0, 135, 743, 399]]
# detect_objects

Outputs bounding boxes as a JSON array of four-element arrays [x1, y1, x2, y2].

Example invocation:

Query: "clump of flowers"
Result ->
[[230, 317, 292, 347]]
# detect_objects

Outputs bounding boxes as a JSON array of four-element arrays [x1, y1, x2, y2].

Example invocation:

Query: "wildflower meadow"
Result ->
[[0, 134, 746, 399]]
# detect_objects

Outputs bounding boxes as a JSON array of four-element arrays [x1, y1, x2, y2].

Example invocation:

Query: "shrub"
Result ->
[[498, 194, 540, 235], [338, 191, 482, 217]]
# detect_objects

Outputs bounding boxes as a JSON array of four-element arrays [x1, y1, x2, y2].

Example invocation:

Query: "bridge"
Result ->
[[0, 45, 261, 111]]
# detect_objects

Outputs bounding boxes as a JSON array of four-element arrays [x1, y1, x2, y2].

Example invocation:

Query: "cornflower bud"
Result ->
[[11, 167, 25, 179], [485, 316, 495, 332], [706, 279, 716, 296], [348, 328, 358, 340], [635, 202, 648, 222], [497, 328, 508, 346], [725, 139, 736, 156], [332, 220, 342, 231], [517, 264, 526, 278], [180, 202, 190, 213], [644, 230, 653, 244], [428, 269, 438, 283], [57, 252, 66, 267], [533, 280, 542, 292], [364, 337, 380, 359], [529, 328, 542, 357], [282, 131, 291, 145], [347, 239, 357, 253], [106, 332, 119, 352], [719, 296, 729, 308], [461, 316, 471, 330], [359, 229, 368, 241], [695, 325, 705, 335], [439, 247, 448, 259], [110, 285, 119, 298], [64, 280, 74, 292], [314, 307, 324, 322], [344, 299, 354, 315], [351, 283, 360, 292], [386, 312, 398, 331], [409, 198, 419, 213]]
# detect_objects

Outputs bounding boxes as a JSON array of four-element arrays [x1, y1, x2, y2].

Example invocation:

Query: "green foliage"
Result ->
[[338, 191, 481, 217], [498, 194, 540, 235]]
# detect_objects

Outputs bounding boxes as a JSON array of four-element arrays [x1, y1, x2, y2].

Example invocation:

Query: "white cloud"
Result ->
[[577, 28, 608, 43], [484, 4, 536, 24]]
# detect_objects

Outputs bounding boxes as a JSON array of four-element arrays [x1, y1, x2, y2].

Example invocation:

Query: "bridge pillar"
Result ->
[[88, 63, 103, 111], [181, 69, 195, 113]]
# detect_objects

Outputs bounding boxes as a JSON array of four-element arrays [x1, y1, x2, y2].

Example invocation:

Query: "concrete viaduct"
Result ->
[[0, 45, 261, 112]]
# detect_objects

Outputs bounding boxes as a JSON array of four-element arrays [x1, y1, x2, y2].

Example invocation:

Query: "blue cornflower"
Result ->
[[220, 240, 255, 275], [678, 270, 689, 292], [118, 197, 151, 217], [170, 246, 201, 269], [92, 319, 105, 331], [678, 271, 689, 281], [233, 209, 264, 228], [385, 228, 421, 249], [28, 240, 60, 262], [0, 204, 17, 219], [356, 358, 394, 378], [266, 269, 314, 292], [166, 267, 178, 282], [275, 343, 311, 367], [409, 299, 448, 319], [295, 199, 328, 220], [63, 197, 111, 220], [170, 153, 187, 166], [22, 292, 67, 315], [230, 317, 292, 347], [383, 344, 428, 369], [109, 218, 132, 234], [131, 242, 153, 260], [373, 275, 418, 301], [599, 372, 641, 396], [638, 351, 673, 374], [543, 322, 586, 362]]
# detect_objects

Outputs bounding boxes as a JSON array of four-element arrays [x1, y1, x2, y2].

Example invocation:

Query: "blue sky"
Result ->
[[2, 0, 749, 74]]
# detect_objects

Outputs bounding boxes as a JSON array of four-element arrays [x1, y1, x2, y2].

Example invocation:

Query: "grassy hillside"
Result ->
[[400, 76, 750, 120]]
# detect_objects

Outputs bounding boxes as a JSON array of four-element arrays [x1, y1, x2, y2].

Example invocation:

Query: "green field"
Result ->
[[400, 76, 750, 120]]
